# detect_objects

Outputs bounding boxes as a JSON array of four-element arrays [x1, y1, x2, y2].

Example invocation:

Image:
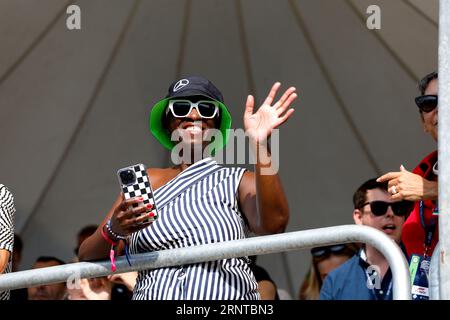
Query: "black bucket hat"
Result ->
[[149, 76, 232, 150]]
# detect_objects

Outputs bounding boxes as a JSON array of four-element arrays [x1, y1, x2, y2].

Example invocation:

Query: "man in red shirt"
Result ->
[[378, 71, 439, 259]]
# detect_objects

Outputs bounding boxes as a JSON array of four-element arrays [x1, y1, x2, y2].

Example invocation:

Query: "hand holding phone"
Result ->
[[117, 164, 159, 224]]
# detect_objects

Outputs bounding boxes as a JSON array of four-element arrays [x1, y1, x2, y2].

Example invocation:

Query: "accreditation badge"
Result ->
[[409, 254, 430, 300]]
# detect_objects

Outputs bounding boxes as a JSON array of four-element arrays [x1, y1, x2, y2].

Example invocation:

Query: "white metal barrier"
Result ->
[[0, 225, 411, 300], [438, 0, 450, 300], [430, 242, 440, 300]]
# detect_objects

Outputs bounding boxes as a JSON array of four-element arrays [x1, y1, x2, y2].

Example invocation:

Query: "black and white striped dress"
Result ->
[[129, 158, 259, 300], [0, 184, 15, 300]]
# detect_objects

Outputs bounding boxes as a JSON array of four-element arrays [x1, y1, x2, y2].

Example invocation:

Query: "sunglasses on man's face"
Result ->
[[362, 201, 413, 217], [311, 244, 347, 258], [167, 99, 219, 119], [415, 95, 438, 113]]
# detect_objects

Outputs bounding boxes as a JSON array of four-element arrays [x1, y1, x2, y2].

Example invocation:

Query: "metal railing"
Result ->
[[439, 0, 450, 300], [0, 225, 411, 300], [430, 242, 440, 300]]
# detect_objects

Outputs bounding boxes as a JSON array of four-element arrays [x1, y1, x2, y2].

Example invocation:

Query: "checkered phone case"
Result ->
[[117, 164, 158, 223]]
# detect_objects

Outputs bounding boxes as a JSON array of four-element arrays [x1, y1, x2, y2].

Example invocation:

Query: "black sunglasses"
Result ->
[[415, 95, 438, 113], [362, 201, 413, 217], [311, 244, 347, 258]]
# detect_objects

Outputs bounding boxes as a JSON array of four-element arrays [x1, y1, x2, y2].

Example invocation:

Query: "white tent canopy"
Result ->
[[0, 0, 438, 297]]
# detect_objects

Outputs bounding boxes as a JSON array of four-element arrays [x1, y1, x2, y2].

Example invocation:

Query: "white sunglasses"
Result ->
[[166, 99, 219, 119]]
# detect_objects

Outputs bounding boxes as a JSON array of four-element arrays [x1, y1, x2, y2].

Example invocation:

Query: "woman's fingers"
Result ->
[[244, 95, 255, 118], [377, 172, 401, 183], [117, 197, 144, 212], [119, 212, 154, 234], [114, 199, 154, 233], [135, 210, 156, 224], [275, 108, 295, 127], [121, 203, 152, 220], [387, 178, 399, 189], [390, 193, 404, 201], [263, 82, 281, 106], [274, 87, 296, 109], [276, 92, 297, 116], [117, 198, 148, 216]]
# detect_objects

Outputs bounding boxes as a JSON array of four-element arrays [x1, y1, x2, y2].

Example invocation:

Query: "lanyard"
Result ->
[[419, 201, 438, 257]]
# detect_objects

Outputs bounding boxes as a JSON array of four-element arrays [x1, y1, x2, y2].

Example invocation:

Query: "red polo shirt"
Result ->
[[401, 150, 438, 258]]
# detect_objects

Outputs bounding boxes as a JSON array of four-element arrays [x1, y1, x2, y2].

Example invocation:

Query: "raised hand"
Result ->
[[244, 82, 297, 143]]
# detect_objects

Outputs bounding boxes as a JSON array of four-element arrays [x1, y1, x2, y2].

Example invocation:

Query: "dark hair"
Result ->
[[35, 256, 66, 266], [418, 71, 438, 95], [248, 255, 257, 265], [353, 178, 388, 209], [77, 225, 98, 239], [14, 234, 23, 253]]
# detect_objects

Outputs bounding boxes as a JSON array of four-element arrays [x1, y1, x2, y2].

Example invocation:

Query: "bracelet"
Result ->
[[100, 225, 118, 272], [100, 225, 118, 246], [105, 219, 127, 241], [101, 220, 128, 273]]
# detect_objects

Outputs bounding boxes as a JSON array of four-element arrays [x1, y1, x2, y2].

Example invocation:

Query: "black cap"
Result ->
[[165, 75, 224, 103]]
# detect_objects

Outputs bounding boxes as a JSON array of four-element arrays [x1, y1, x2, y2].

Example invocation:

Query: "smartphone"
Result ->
[[117, 163, 159, 223]]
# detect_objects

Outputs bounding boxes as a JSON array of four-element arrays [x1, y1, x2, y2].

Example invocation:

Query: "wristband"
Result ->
[[105, 219, 127, 241], [109, 247, 117, 273], [101, 225, 118, 246], [101, 223, 119, 272]]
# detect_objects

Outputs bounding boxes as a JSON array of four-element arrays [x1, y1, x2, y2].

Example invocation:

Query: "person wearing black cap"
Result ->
[[79, 76, 297, 300]]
